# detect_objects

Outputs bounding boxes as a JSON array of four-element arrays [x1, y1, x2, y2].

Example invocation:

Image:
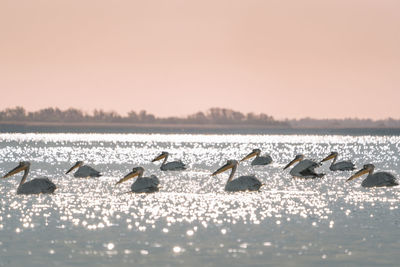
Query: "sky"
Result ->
[[0, 0, 399, 119]]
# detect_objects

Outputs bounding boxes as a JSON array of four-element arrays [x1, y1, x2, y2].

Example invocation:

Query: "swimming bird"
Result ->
[[151, 151, 186, 171], [211, 159, 262, 192], [320, 152, 355, 171], [116, 167, 160, 193], [283, 154, 325, 179], [2, 161, 56, 195], [347, 164, 398, 188], [66, 161, 101, 178], [240, 148, 273, 166]]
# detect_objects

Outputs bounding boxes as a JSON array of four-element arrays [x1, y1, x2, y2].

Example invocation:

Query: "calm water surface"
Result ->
[[0, 133, 399, 266]]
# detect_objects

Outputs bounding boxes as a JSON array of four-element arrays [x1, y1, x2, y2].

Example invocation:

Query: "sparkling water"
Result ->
[[0, 132, 399, 266]]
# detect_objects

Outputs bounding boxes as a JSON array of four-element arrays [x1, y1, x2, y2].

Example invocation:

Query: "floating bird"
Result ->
[[2, 161, 56, 195], [151, 151, 186, 171], [116, 167, 159, 193], [66, 161, 101, 178], [211, 159, 262, 192], [283, 154, 325, 179], [347, 164, 398, 187], [320, 152, 355, 171], [240, 148, 273, 166]]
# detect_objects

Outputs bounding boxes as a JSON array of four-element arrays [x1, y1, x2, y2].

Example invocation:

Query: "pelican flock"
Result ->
[[151, 151, 186, 171], [347, 164, 398, 187], [1, 149, 398, 196], [2, 161, 56, 195], [116, 167, 160, 193], [66, 161, 102, 178], [241, 148, 273, 166], [283, 154, 325, 179], [211, 160, 262, 192], [321, 152, 355, 171]]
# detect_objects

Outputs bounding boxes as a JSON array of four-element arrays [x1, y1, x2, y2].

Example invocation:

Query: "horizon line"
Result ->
[[1, 106, 399, 121]]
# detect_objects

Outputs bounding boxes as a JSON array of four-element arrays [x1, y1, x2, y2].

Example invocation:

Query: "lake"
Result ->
[[0, 131, 399, 266]]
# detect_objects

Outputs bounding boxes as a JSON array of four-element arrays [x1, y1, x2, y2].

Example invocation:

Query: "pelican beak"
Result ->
[[283, 157, 301, 170], [321, 153, 335, 163], [240, 151, 258, 162], [347, 167, 369, 182], [2, 163, 26, 179], [116, 170, 139, 185], [66, 162, 80, 174], [211, 162, 233, 176], [151, 153, 166, 162]]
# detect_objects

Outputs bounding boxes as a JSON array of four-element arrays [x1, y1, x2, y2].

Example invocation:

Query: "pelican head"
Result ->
[[240, 149, 261, 162], [211, 160, 238, 176], [66, 161, 84, 174], [283, 154, 305, 170], [151, 152, 169, 162], [321, 151, 338, 162], [2, 161, 30, 179], [116, 167, 144, 185], [347, 164, 375, 182]]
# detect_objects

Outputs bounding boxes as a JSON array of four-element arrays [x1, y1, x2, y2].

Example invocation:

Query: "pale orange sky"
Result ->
[[1, 0, 400, 119]]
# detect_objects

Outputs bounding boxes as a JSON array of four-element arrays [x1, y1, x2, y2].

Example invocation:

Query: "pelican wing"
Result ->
[[331, 161, 355, 171], [290, 159, 324, 179], [225, 175, 262, 192], [362, 172, 398, 188], [74, 165, 101, 178], [161, 161, 186, 171], [252, 155, 272, 166], [17, 178, 56, 195], [131, 176, 160, 193]]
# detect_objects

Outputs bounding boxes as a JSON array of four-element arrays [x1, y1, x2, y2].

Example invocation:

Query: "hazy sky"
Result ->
[[1, 0, 399, 119]]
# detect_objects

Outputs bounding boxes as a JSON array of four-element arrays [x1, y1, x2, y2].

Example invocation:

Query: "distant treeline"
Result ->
[[1, 107, 399, 128], [0, 107, 288, 127]]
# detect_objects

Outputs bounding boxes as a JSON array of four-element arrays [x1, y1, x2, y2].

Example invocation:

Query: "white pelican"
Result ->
[[66, 161, 101, 178], [347, 164, 398, 188], [321, 152, 355, 171], [116, 167, 160, 193], [283, 154, 325, 179], [151, 151, 186, 171], [211, 159, 262, 192], [240, 148, 272, 166], [2, 162, 56, 195]]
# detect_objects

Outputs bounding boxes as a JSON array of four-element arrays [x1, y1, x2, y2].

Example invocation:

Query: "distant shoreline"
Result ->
[[0, 121, 288, 129], [1, 121, 400, 136]]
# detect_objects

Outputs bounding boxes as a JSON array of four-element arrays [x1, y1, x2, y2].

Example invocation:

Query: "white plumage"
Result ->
[[212, 160, 262, 192], [2, 161, 56, 195], [116, 167, 160, 193], [66, 161, 101, 178]]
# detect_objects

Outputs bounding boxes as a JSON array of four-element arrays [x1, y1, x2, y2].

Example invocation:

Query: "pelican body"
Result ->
[[116, 167, 160, 193], [241, 149, 272, 166], [211, 160, 262, 192], [284, 154, 325, 179], [321, 152, 355, 171], [66, 161, 101, 178], [152, 152, 186, 171], [2, 162, 56, 195], [347, 164, 398, 188]]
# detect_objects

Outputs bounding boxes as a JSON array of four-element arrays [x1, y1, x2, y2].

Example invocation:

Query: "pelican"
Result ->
[[66, 161, 101, 178], [211, 160, 262, 192], [151, 151, 186, 171], [347, 164, 398, 188], [240, 148, 273, 166], [283, 154, 325, 179], [2, 161, 56, 195], [115, 167, 159, 193], [321, 152, 355, 171]]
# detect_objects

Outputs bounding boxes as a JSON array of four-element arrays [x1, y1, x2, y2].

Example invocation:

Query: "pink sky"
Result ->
[[1, 0, 399, 119]]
